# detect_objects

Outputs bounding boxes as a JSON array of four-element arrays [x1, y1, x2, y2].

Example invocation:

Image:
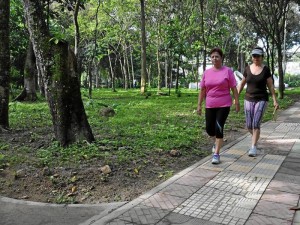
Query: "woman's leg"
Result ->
[[252, 129, 260, 147], [251, 101, 268, 147], [214, 107, 230, 154], [244, 100, 254, 134], [205, 107, 216, 141]]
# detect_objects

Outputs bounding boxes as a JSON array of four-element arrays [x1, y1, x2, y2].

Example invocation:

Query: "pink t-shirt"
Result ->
[[200, 66, 237, 108]]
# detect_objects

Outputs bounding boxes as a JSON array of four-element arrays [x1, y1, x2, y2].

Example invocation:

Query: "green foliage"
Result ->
[[285, 74, 300, 87], [9, 100, 51, 129]]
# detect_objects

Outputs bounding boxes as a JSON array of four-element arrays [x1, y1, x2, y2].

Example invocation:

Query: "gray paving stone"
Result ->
[[278, 161, 300, 176], [273, 172, 300, 185], [159, 183, 198, 198], [174, 174, 210, 187], [245, 214, 292, 225], [253, 200, 294, 221], [156, 212, 221, 225], [186, 167, 219, 179], [141, 192, 186, 210], [200, 159, 232, 172], [285, 153, 300, 163], [291, 141, 300, 153], [248, 154, 285, 179], [276, 123, 300, 132], [293, 210, 300, 225], [105, 205, 170, 225], [261, 189, 299, 206], [268, 179, 300, 194]]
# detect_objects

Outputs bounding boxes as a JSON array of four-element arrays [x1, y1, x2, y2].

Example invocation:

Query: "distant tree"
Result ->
[[140, 0, 147, 94], [0, 0, 10, 130]]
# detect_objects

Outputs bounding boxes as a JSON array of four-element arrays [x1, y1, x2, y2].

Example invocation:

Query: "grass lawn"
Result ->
[[0, 87, 299, 203]]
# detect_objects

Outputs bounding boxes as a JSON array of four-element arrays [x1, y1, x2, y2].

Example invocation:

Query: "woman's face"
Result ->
[[252, 54, 263, 64], [210, 52, 222, 67]]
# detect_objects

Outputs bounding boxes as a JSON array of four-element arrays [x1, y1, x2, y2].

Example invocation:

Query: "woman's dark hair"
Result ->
[[210, 47, 224, 58]]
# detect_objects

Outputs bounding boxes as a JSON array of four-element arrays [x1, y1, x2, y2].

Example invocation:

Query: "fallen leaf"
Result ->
[[134, 168, 139, 174], [70, 176, 77, 183], [71, 186, 77, 193]]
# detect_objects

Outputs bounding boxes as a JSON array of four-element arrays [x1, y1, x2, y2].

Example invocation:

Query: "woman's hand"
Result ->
[[233, 99, 240, 113], [197, 105, 202, 116]]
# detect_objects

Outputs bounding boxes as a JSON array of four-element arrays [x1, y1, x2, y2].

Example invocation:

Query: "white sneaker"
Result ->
[[212, 154, 220, 164], [248, 146, 257, 157]]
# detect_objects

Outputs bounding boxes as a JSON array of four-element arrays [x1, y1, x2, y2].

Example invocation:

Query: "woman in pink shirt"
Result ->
[[197, 47, 240, 164]]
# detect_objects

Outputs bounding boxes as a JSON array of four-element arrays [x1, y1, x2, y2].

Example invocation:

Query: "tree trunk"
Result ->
[[15, 41, 37, 101], [130, 46, 135, 88], [140, 0, 147, 94], [277, 45, 284, 99], [108, 49, 116, 91], [22, 0, 94, 146], [124, 44, 131, 88], [175, 59, 179, 92], [196, 51, 200, 90], [156, 46, 161, 91], [0, 0, 10, 129], [164, 53, 168, 88]]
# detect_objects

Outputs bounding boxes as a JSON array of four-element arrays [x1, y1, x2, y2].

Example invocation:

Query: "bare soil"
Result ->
[[0, 127, 246, 204]]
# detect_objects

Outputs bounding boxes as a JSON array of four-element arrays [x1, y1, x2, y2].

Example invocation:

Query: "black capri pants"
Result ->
[[205, 107, 230, 139]]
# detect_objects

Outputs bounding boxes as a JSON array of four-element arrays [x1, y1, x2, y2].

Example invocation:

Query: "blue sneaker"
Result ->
[[212, 154, 220, 164], [248, 146, 257, 157]]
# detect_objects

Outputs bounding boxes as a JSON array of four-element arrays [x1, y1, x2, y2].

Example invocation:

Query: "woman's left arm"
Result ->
[[267, 77, 279, 109]]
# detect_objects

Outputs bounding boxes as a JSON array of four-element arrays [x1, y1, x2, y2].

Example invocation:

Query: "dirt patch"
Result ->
[[0, 127, 246, 204]]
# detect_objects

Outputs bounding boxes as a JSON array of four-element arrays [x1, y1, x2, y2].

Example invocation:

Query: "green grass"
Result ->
[[2, 87, 300, 167]]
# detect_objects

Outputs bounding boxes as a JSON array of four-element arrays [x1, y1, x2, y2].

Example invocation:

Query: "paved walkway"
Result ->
[[1, 102, 300, 225]]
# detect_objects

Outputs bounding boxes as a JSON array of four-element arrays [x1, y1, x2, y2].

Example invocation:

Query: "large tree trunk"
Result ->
[[0, 0, 10, 129], [22, 0, 94, 146]]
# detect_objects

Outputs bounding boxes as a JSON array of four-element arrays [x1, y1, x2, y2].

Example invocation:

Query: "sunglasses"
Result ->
[[252, 54, 261, 58]]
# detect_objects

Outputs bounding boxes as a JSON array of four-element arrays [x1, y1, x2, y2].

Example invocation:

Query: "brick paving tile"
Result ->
[[223, 148, 245, 157], [245, 213, 292, 225], [141, 192, 186, 210], [276, 123, 300, 131], [156, 212, 221, 225], [174, 174, 210, 187], [159, 183, 198, 198], [268, 179, 300, 194], [105, 205, 170, 225], [200, 161, 231, 172], [261, 189, 299, 205], [186, 167, 219, 179], [259, 141, 293, 153], [253, 200, 294, 221]]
